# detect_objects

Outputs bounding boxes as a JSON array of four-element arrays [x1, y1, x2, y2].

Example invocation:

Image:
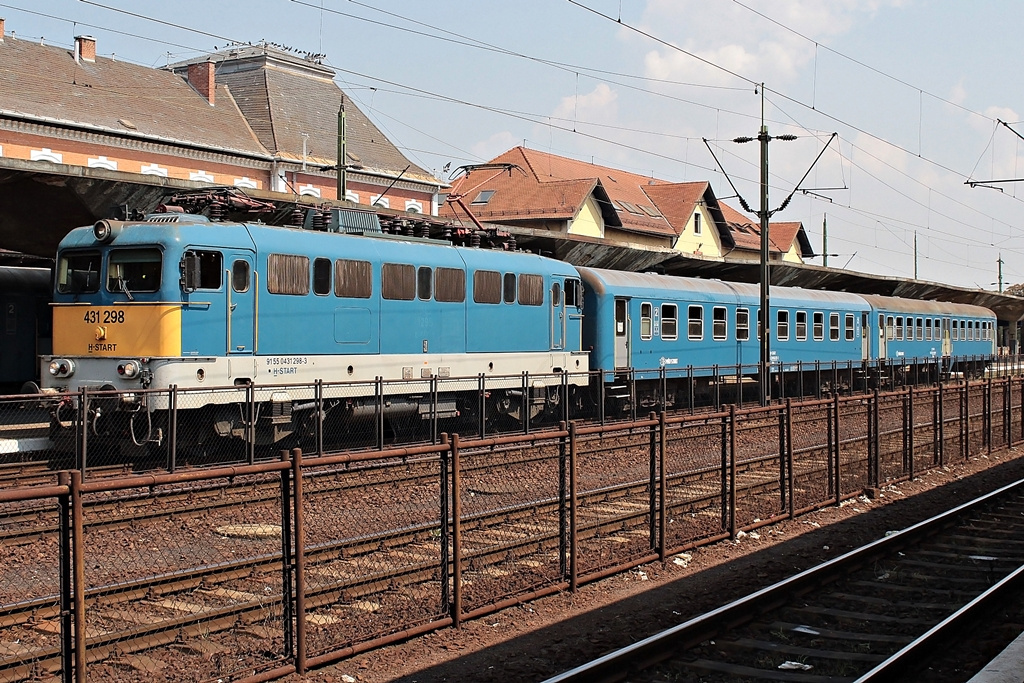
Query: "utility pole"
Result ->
[[336, 97, 347, 202], [914, 231, 918, 280], [998, 254, 1004, 293], [822, 214, 827, 268]]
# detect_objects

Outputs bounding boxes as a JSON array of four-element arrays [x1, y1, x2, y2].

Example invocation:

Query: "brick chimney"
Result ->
[[187, 61, 215, 105], [1, 18, 6, 42], [75, 35, 96, 62]]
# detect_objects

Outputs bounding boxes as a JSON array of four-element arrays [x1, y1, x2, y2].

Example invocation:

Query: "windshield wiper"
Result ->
[[117, 277, 134, 301]]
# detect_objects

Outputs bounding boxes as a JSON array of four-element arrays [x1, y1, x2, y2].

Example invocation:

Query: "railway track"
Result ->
[[544, 477, 1024, 683]]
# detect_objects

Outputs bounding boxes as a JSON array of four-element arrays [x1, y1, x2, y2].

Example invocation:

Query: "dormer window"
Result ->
[[694, 212, 702, 235], [471, 190, 495, 205]]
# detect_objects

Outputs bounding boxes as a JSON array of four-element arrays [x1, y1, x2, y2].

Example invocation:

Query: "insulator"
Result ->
[[402, 221, 413, 236], [290, 207, 304, 226], [471, 232, 481, 248], [508, 235, 517, 251], [209, 201, 226, 221], [418, 222, 429, 239], [312, 210, 326, 231], [443, 228, 452, 240]]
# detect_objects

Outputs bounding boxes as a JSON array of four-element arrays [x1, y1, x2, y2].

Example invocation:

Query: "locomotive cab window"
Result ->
[[503, 273, 517, 303], [565, 278, 582, 308], [57, 250, 101, 294], [640, 302, 653, 340], [777, 310, 789, 342], [335, 259, 372, 298], [107, 248, 161, 294], [713, 306, 727, 341], [736, 308, 750, 341], [232, 260, 250, 293], [313, 258, 331, 296], [662, 304, 678, 340], [435, 268, 466, 303], [795, 311, 807, 341]]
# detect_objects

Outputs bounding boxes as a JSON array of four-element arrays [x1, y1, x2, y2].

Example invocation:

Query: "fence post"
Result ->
[[77, 387, 88, 475], [826, 393, 835, 498], [778, 402, 787, 513], [834, 393, 842, 505], [648, 413, 657, 551], [523, 372, 531, 435], [938, 381, 945, 466], [987, 376, 994, 455], [290, 448, 307, 674], [246, 383, 256, 465], [569, 422, 578, 593], [430, 376, 439, 445], [688, 365, 695, 415], [70, 470, 85, 683], [279, 450, 294, 660], [557, 426, 567, 577], [908, 385, 915, 480], [451, 433, 463, 624], [713, 365, 721, 412], [167, 385, 178, 474], [477, 374, 486, 439], [375, 377, 384, 451], [659, 411, 667, 563], [314, 379, 324, 457], [439, 434, 451, 608], [58, 472, 73, 683], [1005, 378, 1012, 447], [786, 399, 794, 518], [720, 411, 728, 533], [870, 389, 880, 488], [729, 404, 737, 540]]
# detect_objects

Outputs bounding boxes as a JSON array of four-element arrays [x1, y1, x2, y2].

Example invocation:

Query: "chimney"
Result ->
[[75, 35, 95, 62], [187, 60, 215, 105], [0, 18, 5, 42]]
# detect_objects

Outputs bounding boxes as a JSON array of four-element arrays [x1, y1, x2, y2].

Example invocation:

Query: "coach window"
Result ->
[[959, 320, 965, 341], [713, 306, 727, 341], [382, 263, 415, 300], [829, 312, 840, 341], [267, 254, 309, 295], [777, 310, 790, 342], [107, 248, 162, 294], [662, 304, 678, 340], [473, 270, 501, 304], [895, 316, 903, 341], [640, 302, 652, 340], [952, 320, 958, 341], [640, 303, 653, 340], [814, 312, 825, 341], [335, 259, 372, 298], [795, 311, 807, 341], [417, 266, 432, 300], [845, 313, 855, 341], [232, 260, 250, 293], [435, 267, 466, 302], [503, 273, 517, 303], [886, 316, 895, 341], [971, 321, 977, 341], [925, 318, 932, 341], [313, 258, 331, 296], [688, 305, 703, 341], [736, 308, 750, 341], [935, 319, 942, 341]]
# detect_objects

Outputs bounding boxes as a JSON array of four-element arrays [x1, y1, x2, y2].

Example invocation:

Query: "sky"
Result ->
[[4, 0, 1024, 290]]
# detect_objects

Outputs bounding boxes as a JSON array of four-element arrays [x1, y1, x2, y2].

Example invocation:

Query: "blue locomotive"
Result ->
[[39, 212, 997, 448]]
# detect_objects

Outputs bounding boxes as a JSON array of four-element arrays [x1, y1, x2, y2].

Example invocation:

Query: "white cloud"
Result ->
[[552, 83, 619, 123], [470, 130, 519, 161]]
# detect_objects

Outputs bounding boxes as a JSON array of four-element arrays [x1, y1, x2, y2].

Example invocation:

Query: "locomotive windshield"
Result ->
[[56, 250, 101, 294], [106, 248, 162, 295]]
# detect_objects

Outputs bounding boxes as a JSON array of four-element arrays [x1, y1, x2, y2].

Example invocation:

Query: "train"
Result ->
[[0, 265, 52, 393], [38, 211, 997, 451]]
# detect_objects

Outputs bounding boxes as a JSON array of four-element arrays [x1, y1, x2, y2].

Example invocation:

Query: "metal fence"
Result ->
[[1, 376, 1022, 682]]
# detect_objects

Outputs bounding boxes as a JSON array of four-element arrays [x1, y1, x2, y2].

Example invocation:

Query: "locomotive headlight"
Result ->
[[48, 359, 75, 378], [92, 219, 121, 243], [117, 361, 141, 379]]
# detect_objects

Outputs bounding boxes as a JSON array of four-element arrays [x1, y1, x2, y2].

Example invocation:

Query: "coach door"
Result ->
[[550, 281, 565, 350], [227, 251, 255, 354], [941, 318, 952, 357], [861, 313, 870, 361], [614, 298, 630, 369], [877, 314, 887, 359]]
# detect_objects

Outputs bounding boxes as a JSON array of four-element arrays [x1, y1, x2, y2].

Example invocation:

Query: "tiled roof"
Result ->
[[640, 181, 733, 246], [0, 37, 269, 157], [170, 46, 437, 185], [717, 201, 808, 255], [442, 146, 684, 237]]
